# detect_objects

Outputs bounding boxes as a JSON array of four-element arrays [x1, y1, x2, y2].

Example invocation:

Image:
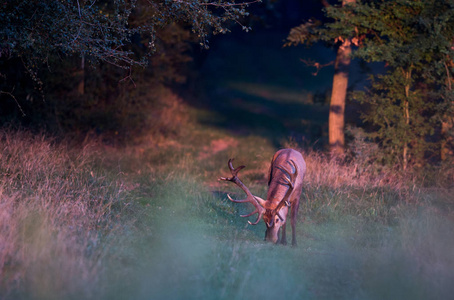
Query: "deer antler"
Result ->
[[219, 159, 266, 225]]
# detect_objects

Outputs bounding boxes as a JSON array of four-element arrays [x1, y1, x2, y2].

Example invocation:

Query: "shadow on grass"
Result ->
[[210, 190, 268, 239], [193, 83, 329, 149]]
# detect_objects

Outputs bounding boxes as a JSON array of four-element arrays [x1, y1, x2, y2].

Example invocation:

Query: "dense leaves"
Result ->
[[287, 0, 454, 167], [1, 0, 138, 68], [0, 0, 258, 68], [0, 0, 259, 138]]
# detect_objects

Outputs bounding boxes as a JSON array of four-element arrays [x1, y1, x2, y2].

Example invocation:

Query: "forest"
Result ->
[[1, 0, 453, 299]]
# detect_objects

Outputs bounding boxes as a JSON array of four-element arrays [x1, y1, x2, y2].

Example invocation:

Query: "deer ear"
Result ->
[[253, 195, 268, 208]]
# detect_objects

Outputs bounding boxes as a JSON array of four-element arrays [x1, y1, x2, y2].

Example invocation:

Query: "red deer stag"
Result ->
[[220, 149, 306, 246]]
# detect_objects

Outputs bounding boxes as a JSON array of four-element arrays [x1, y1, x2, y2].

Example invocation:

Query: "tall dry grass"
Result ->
[[279, 138, 454, 223], [0, 129, 129, 300]]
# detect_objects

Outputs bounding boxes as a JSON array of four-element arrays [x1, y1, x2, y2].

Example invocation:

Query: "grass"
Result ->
[[0, 129, 133, 300], [1, 72, 453, 299], [1, 124, 453, 300]]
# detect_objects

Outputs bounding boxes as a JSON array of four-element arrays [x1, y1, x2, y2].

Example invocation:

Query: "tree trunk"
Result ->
[[76, 55, 85, 96], [329, 39, 351, 156], [441, 119, 453, 160], [441, 60, 453, 160], [328, 0, 355, 156], [403, 69, 411, 170]]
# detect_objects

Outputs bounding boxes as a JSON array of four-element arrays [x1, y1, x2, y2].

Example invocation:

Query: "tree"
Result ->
[[343, 0, 454, 167], [286, 0, 454, 167], [286, 0, 356, 156], [0, 0, 260, 138], [328, 0, 355, 156], [0, 0, 259, 90]]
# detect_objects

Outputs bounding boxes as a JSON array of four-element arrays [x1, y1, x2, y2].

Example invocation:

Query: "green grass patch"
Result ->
[[96, 173, 454, 300]]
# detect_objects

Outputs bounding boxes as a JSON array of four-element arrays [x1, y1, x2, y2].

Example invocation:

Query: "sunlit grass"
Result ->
[[1, 128, 453, 299]]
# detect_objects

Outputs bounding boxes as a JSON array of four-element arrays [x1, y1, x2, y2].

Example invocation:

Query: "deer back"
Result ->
[[267, 149, 306, 207]]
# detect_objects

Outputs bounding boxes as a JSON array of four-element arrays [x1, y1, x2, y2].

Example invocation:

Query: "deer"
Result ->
[[220, 149, 306, 246]]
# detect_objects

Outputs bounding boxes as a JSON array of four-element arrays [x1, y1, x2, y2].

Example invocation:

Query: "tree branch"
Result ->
[[301, 59, 334, 76], [198, 0, 262, 7], [1, 90, 26, 117]]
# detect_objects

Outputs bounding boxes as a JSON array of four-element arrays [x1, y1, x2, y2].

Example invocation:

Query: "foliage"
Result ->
[[286, 0, 454, 167], [0, 0, 261, 137], [42, 56, 193, 142], [353, 69, 438, 166], [0, 0, 258, 69]]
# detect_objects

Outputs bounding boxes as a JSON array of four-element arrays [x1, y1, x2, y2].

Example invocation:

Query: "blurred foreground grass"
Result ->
[[1, 126, 453, 300]]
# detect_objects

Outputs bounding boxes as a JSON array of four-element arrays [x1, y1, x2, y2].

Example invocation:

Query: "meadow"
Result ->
[[2, 4, 454, 300], [1, 118, 453, 299]]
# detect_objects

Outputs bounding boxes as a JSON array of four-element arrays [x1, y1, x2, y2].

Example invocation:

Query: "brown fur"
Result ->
[[263, 149, 306, 245]]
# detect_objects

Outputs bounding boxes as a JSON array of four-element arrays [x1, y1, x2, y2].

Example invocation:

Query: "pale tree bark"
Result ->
[[328, 0, 355, 156], [329, 41, 351, 156], [329, 24, 353, 153]]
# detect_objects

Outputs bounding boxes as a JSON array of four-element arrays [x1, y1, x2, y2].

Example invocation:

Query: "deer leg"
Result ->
[[280, 223, 287, 245], [291, 199, 300, 247]]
